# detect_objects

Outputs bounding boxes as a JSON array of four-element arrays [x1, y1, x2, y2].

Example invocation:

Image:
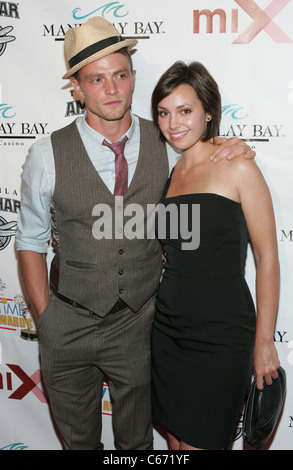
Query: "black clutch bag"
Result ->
[[242, 366, 286, 449]]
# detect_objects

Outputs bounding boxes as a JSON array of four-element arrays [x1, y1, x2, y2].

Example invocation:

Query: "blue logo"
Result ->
[[0, 442, 28, 450], [72, 2, 129, 20], [0, 103, 16, 118], [221, 104, 248, 120]]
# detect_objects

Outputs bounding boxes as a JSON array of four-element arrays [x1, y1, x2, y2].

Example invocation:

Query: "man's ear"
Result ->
[[71, 78, 85, 101], [132, 69, 136, 91]]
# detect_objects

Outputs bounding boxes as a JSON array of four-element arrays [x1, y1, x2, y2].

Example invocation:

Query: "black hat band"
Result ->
[[68, 35, 125, 69]]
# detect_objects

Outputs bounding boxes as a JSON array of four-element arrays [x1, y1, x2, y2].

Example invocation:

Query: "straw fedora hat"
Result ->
[[62, 17, 137, 79]]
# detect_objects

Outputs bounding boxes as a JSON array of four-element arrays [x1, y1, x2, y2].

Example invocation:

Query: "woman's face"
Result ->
[[157, 84, 211, 152]]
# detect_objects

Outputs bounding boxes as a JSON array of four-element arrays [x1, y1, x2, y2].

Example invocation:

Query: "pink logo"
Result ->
[[193, 0, 292, 43], [233, 0, 292, 44]]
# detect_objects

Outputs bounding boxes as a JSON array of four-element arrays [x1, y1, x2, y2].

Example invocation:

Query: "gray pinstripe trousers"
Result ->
[[38, 292, 156, 450]]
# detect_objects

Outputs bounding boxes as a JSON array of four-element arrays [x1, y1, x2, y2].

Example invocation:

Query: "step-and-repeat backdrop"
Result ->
[[0, 0, 292, 451]]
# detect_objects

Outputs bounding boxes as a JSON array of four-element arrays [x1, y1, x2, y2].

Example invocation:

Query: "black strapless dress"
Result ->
[[151, 177, 256, 449]]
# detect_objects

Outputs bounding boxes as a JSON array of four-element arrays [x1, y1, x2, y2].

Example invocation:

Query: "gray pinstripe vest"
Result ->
[[49, 118, 169, 316]]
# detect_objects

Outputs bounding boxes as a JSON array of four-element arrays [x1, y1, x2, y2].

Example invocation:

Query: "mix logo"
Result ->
[[193, 0, 293, 44], [0, 363, 47, 403]]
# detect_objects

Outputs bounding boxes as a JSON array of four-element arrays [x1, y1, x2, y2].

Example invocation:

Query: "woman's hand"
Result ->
[[253, 339, 280, 390]]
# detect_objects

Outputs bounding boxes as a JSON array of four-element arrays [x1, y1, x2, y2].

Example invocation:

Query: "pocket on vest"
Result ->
[[65, 260, 97, 269]]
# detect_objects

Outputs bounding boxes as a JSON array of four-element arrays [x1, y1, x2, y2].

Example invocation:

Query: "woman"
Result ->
[[151, 61, 280, 450]]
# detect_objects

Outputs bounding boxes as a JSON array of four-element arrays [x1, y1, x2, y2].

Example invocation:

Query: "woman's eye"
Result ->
[[182, 108, 191, 114]]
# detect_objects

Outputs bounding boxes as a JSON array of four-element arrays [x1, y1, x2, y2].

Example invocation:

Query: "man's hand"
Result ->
[[17, 250, 49, 319], [210, 136, 256, 163]]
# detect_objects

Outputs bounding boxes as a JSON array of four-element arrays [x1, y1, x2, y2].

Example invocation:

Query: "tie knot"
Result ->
[[102, 136, 128, 156]]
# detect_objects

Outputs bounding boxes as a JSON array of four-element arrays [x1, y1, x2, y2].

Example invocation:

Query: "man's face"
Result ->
[[72, 52, 136, 127]]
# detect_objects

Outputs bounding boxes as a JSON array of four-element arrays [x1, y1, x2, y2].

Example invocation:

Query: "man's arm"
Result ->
[[210, 136, 256, 162], [18, 250, 50, 318], [15, 138, 54, 317]]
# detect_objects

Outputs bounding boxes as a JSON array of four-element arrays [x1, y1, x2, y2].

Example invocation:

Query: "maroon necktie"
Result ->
[[103, 136, 128, 196]]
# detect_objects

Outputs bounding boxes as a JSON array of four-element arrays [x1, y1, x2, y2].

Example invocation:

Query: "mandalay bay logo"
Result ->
[[72, 2, 129, 19], [43, 1, 166, 41], [219, 104, 285, 145], [92, 198, 200, 251]]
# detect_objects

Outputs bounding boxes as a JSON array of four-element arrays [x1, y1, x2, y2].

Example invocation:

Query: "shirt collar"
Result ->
[[80, 111, 136, 146]]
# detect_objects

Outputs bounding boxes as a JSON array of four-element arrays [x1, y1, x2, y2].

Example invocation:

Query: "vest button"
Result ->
[[119, 288, 124, 294], [119, 249, 124, 255], [119, 269, 124, 275]]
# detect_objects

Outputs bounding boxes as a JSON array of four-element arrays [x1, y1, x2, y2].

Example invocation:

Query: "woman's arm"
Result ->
[[237, 160, 280, 390]]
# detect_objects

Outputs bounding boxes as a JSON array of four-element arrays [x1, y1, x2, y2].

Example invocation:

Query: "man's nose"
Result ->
[[105, 78, 118, 95]]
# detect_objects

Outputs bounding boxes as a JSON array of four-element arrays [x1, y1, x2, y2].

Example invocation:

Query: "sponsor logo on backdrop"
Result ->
[[220, 104, 285, 145], [0, 278, 6, 293], [0, 293, 38, 341], [0, 25, 15, 56], [0, 2, 19, 56], [0, 215, 17, 250], [102, 381, 112, 415], [72, 3, 129, 19], [0, 118, 50, 146], [0, 2, 19, 18], [0, 187, 19, 250], [0, 359, 111, 414], [0, 2, 49, 146], [43, 1, 165, 42], [280, 230, 293, 242], [0, 363, 46, 402], [0, 442, 29, 450], [65, 90, 85, 118], [0, 296, 33, 332], [193, 0, 293, 44]]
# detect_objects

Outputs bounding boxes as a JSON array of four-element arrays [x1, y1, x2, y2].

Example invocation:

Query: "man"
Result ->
[[16, 17, 254, 450]]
